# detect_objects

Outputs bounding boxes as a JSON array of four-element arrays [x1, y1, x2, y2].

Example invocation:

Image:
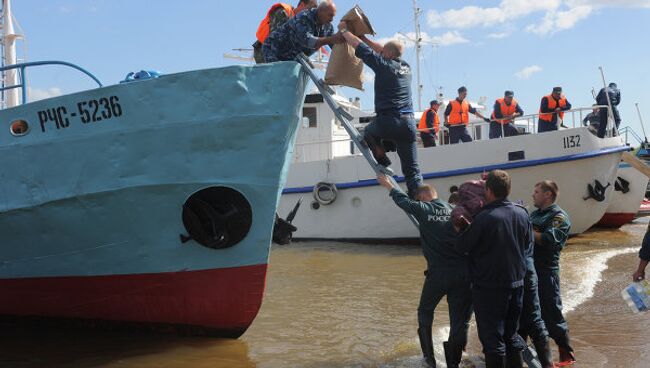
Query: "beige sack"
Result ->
[[324, 6, 375, 91]]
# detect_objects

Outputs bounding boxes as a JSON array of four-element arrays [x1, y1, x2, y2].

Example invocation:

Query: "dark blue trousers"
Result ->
[[365, 112, 423, 195], [538, 271, 572, 349], [473, 285, 527, 356], [418, 268, 473, 348], [537, 120, 558, 133], [518, 263, 549, 344], [597, 107, 621, 138], [449, 125, 473, 144], [489, 122, 519, 139]]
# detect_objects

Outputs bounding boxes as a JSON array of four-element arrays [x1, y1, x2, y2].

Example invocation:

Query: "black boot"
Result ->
[[417, 326, 436, 367], [485, 353, 506, 368], [443, 341, 463, 368], [364, 134, 392, 167], [533, 338, 554, 368], [506, 350, 524, 368]]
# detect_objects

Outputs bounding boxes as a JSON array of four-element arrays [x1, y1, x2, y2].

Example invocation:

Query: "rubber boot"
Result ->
[[558, 346, 576, 365], [533, 339, 555, 368], [443, 341, 463, 368], [485, 353, 506, 368], [417, 326, 436, 367], [364, 134, 391, 167], [506, 350, 524, 368]]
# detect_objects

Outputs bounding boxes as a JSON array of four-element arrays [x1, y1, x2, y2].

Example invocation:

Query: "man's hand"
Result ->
[[332, 32, 345, 44], [634, 259, 649, 282], [377, 174, 395, 190]]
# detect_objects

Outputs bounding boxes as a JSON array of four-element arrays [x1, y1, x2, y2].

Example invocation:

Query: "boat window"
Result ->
[[303, 107, 317, 128], [9, 120, 29, 136], [181, 186, 253, 249]]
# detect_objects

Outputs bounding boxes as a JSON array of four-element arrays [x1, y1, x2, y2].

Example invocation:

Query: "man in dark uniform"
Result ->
[[378, 174, 472, 368], [632, 222, 650, 282], [518, 249, 555, 368], [530, 180, 575, 365], [444, 86, 488, 144], [490, 90, 523, 139], [339, 23, 423, 198], [596, 82, 622, 138], [262, 1, 342, 63], [458, 170, 530, 367], [538, 87, 572, 132]]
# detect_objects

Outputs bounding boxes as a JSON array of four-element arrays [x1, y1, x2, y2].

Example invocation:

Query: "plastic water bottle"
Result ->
[[621, 280, 650, 313]]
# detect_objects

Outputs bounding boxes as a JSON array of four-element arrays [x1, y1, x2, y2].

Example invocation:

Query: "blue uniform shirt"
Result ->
[[458, 199, 533, 288], [263, 8, 334, 62], [389, 189, 467, 272], [355, 43, 414, 114], [530, 203, 571, 272]]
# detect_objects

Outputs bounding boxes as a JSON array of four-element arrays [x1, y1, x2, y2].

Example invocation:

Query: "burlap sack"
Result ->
[[324, 6, 375, 91]]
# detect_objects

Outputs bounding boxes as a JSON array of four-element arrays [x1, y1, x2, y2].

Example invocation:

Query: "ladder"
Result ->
[[295, 53, 419, 229]]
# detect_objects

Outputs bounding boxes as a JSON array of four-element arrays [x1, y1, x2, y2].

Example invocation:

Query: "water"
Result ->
[[1, 220, 648, 368]]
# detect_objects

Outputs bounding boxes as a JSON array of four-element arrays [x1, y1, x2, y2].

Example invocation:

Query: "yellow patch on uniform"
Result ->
[[552, 214, 565, 228]]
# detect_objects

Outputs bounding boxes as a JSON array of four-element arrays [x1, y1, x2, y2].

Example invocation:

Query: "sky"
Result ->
[[9, 0, 650, 141]]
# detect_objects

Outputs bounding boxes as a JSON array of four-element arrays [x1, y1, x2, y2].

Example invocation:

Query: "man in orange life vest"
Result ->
[[444, 86, 489, 144], [538, 87, 572, 133], [253, 1, 317, 64], [263, 1, 342, 63], [489, 90, 524, 139], [419, 100, 440, 147]]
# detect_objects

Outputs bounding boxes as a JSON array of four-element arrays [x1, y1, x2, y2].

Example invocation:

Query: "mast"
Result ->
[[1, 0, 21, 108], [412, 0, 422, 111]]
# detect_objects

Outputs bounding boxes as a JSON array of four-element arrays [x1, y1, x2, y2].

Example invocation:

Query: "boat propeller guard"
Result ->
[[583, 180, 610, 202], [614, 176, 631, 193], [180, 186, 252, 249], [313, 182, 338, 205]]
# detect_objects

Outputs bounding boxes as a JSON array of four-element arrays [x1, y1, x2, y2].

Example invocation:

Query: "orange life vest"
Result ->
[[491, 98, 519, 124], [448, 100, 470, 126], [419, 108, 439, 134], [539, 95, 567, 122], [256, 3, 295, 44]]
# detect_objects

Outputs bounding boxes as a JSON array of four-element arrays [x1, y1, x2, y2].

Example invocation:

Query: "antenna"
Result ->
[[636, 103, 648, 143], [1, 0, 24, 108], [412, 0, 423, 111]]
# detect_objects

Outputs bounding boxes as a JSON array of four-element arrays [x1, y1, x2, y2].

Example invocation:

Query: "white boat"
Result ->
[[279, 95, 627, 240], [596, 162, 648, 227]]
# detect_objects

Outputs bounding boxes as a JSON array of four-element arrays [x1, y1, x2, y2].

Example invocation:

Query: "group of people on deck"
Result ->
[[253, 2, 629, 367], [417, 83, 622, 147]]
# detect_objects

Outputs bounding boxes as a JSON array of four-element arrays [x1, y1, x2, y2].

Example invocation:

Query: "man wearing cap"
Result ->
[[595, 82, 622, 138], [419, 100, 440, 147], [490, 91, 523, 139], [538, 87, 572, 133], [444, 86, 489, 144]]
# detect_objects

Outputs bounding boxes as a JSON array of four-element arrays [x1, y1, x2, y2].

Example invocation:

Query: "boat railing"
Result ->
[[419, 105, 614, 146], [619, 126, 648, 146], [0, 61, 103, 106], [293, 105, 616, 161]]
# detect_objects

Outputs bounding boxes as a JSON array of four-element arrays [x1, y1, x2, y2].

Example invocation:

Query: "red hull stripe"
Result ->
[[0, 264, 268, 337], [596, 213, 636, 228]]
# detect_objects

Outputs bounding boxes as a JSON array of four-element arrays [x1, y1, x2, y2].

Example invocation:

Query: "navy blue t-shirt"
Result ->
[[355, 43, 413, 114]]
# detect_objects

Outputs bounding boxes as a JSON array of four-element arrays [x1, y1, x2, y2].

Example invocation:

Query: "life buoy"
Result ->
[[313, 182, 338, 205]]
